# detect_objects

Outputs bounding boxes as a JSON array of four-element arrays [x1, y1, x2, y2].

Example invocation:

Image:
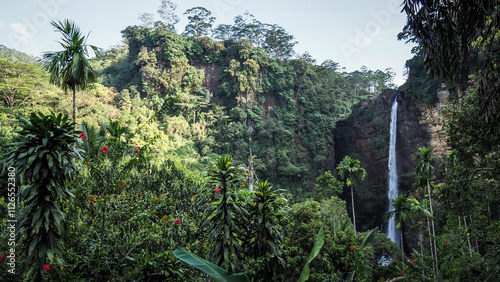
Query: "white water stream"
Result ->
[[386, 98, 400, 247]]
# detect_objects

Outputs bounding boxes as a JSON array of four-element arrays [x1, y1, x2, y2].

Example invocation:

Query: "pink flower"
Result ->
[[215, 186, 220, 193], [155, 197, 159, 200], [122, 183, 126, 186], [175, 219, 180, 225], [85, 163, 89, 166], [136, 147, 140, 152], [1, 255, 4, 262], [445, 242, 448, 246], [350, 245, 354, 251], [102, 146, 109, 153], [80, 132, 86, 138], [44, 264, 50, 272]]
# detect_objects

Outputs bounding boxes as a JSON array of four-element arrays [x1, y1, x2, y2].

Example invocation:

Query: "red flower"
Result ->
[[136, 147, 140, 152], [382, 279, 385, 281], [412, 259, 416, 264], [165, 217, 168, 221], [350, 245, 354, 251], [175, 219, 180, 225], [102, 146, 109, 153], [80, 132, 86, 139], [122, 183, 126, 186], [85, 163, 89, 166], [43, 264, 50, 272], [89, 197, 95, 203], [155, 197, 159, 200], [445, 242, 448, 246], [1, 255, 4, 261], [215, 186, 220, 193], [400, 270, 403, 275]]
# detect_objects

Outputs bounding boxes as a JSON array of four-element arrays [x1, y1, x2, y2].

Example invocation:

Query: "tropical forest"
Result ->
[[0, 0, 499, 281]]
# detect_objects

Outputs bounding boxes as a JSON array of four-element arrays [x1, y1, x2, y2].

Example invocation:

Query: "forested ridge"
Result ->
[[1, 17, 395, 200], [1, 1, 499, 281]]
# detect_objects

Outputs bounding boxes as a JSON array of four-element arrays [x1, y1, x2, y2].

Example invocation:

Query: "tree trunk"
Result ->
[[464, 217, 473, 257], [351, 185, 356, 235], [401, 227, 404, 266], [427, 181, 438, 277], [72, 86, 76, 122]]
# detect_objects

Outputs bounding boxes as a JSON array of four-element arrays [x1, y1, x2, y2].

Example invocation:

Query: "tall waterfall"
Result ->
[[386, 98, 400, 247]]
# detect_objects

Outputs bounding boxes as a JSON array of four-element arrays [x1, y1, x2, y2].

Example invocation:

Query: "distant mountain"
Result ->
[[0, 45, 37, 64]]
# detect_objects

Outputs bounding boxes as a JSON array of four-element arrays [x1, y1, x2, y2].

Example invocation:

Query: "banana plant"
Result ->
[[173, 248, 250, 282], [298, 225, 325, 282]]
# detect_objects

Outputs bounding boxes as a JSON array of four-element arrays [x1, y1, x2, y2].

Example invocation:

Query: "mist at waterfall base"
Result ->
[[380, 98, 400, 266]]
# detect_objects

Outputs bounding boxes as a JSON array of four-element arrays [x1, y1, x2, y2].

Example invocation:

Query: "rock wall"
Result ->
[[334, 88, 449, 232], [194, 63, 221, 99]]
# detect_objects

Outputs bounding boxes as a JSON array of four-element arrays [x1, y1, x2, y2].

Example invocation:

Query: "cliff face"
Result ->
[[334, 89, 449, 232], [194, 63, 221, 98]]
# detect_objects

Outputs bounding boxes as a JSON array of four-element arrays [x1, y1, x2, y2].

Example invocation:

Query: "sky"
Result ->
[[0, 0, 415, 85]]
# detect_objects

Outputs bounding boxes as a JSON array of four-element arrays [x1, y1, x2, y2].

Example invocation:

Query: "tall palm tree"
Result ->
[[336, 155, 367, 235], [413, 147, 438, 274], [406, 197, 432, 254], [384, 194, 414, 265], [41, 19, 101, 121]]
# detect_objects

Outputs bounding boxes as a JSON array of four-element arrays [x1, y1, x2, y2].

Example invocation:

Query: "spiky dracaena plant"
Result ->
[[204, 155, 249, 273], [4, 112, 81, 279]]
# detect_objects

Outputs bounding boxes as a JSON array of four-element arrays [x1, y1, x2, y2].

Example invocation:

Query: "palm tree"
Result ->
[[336, 155, 367, 235], [406, 197, 432, 255], [384, 194, 414, 265], [413, 147, 438, 274], [41, 19, 101, 121]]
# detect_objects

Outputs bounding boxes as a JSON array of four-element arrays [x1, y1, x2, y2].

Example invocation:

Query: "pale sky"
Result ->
[[0, 0, 414, 85]]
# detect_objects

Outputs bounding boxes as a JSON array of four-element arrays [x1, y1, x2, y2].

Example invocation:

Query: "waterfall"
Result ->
[[386, 98, 400, 247]]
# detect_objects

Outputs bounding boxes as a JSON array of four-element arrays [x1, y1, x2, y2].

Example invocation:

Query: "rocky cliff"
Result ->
[[334, 88, 449, 232]]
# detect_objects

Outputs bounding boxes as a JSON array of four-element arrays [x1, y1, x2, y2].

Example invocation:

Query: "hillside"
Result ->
[[1, 27, 394, 200]]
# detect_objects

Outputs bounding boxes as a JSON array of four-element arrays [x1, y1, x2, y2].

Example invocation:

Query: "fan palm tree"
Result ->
[[336, 155, 367, 235], [413, 147, 438, 274], [41, 19, 101, 121]]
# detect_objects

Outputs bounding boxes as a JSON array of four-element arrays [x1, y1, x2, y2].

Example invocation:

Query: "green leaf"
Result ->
[[173, 248, 250, 282], [46, 154, 54, 169], [32, 162, 42, 177], [361, 227, 378, 248], [298, 225, 325, 282]]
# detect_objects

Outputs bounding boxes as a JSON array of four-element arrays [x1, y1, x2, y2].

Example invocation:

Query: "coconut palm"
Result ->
[[413, 147, 438, 274], [41, 19, 101, 121], [336, 155, 367, 235]]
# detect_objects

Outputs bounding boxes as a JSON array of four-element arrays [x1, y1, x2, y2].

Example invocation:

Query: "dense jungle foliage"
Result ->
[[1, 0, 500, 281]]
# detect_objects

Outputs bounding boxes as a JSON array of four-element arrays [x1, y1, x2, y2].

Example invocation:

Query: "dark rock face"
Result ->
[[334, 89, 449, 232], [194, 63, 221, 98]]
